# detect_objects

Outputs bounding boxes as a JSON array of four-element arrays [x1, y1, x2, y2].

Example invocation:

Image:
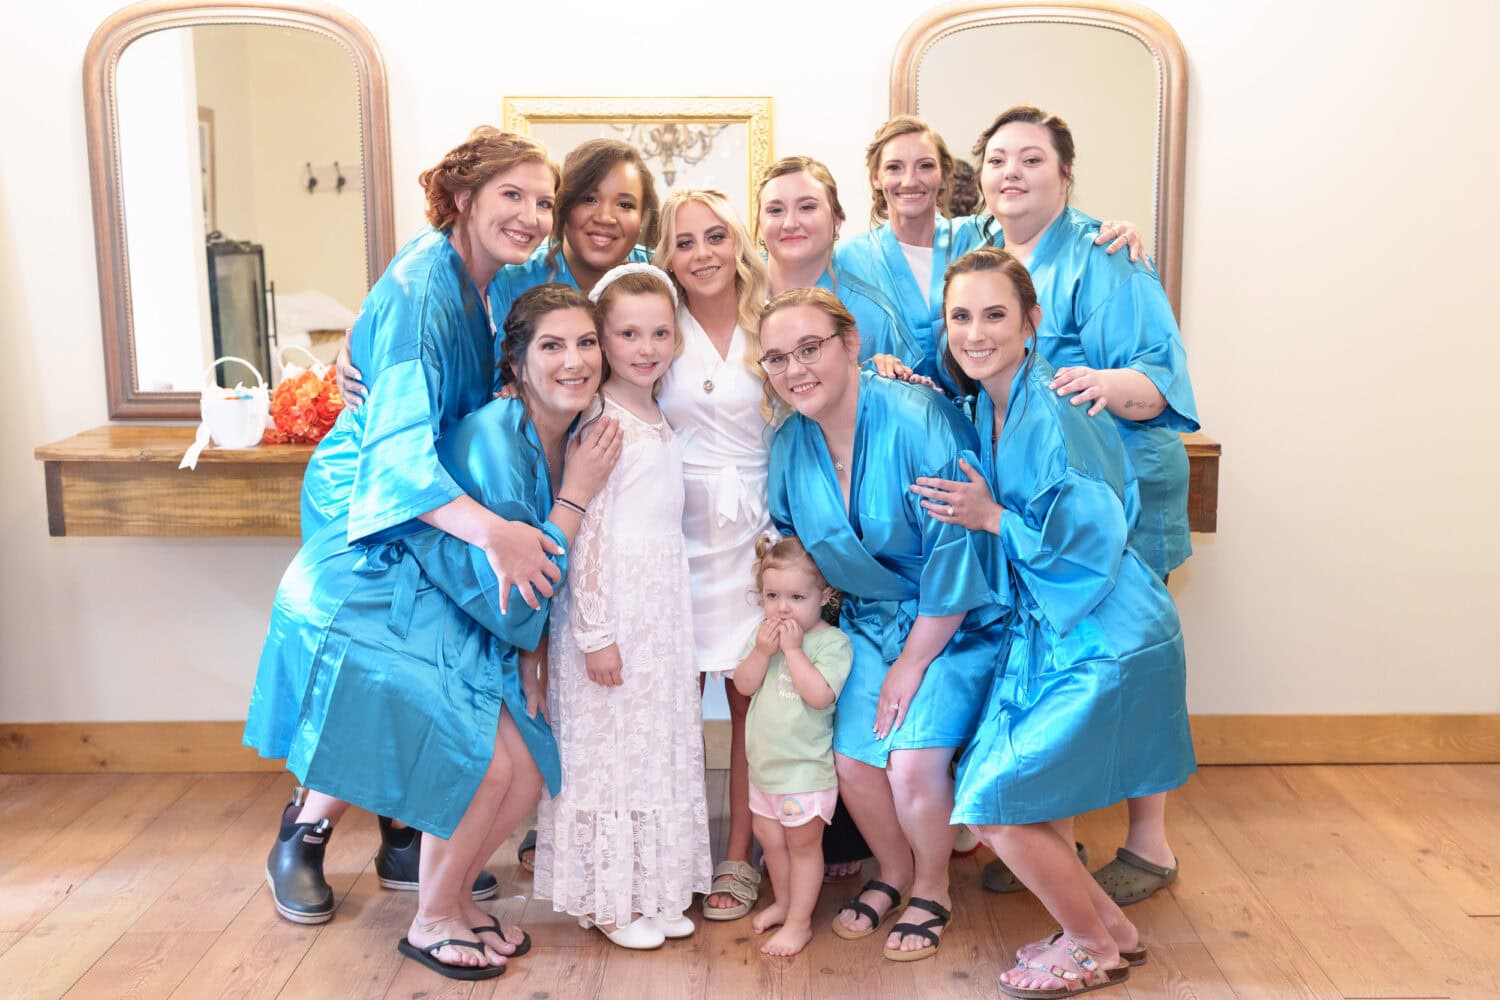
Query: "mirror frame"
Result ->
[[890, 0, 1188, 315], [84, 0, 395, 419]]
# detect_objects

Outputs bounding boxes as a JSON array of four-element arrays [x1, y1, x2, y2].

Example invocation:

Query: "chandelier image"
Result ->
[[613, 121, 728, 186]]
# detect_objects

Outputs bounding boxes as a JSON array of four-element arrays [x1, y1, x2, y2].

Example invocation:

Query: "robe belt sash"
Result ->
[[683, 460, 767, 527]]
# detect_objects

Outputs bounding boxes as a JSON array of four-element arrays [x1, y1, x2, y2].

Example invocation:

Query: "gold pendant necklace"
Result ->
[[702, 378, 715, 394]]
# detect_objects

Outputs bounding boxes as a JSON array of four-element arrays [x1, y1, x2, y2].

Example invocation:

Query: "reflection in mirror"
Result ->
[[117, 24, 364, 392], [893, 3, 1187, 312], [918, 24, 1157, 257]]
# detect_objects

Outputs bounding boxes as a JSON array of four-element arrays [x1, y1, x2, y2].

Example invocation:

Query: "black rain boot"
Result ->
[[265, 801, 335, 924], [375, 815, 499, 901]]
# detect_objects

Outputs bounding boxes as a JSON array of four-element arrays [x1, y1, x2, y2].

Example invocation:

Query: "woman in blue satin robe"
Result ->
[[761, 287, 1003, 961], [245, 128, 623, 980], [336, 139, 658, 411], [756, 156, 923, 370], [912, 248, 1190, 995], [834, 117, 1143, 395], [967, 106, 1199, 910]]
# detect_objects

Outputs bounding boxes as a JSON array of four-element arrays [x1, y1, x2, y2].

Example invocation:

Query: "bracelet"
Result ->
[[555, 496, 587, 516]]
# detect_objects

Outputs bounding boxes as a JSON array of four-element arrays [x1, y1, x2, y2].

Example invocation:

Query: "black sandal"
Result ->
[[831, 878, 903, 940], [473, 915, 531, 958], [517, 828, 537, 873], [882, 896, 951, 962], [396, 937, 505, 981]]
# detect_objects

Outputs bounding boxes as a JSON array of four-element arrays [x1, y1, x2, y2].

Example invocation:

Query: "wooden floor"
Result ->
[[1, 766, 1498, 999]]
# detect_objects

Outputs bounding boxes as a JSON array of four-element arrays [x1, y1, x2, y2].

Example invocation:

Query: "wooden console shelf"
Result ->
[[36, 425, 1222, 537], [36, 425, 312, 537]]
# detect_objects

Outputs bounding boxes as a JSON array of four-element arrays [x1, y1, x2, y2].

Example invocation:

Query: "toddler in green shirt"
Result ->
[[734, 535, 853, 957]]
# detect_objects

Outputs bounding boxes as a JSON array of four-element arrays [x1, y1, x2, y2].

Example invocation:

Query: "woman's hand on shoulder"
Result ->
[[870, 354, 939, 391], [482, 518, 565, 614], [560, 416, 623, 505], [1094, 219, 1147, 266], [909, 457, 1002, 533], [584, 644, 624, 687], [1050, 366, 1111, 417], [336, 329, 367, 407]]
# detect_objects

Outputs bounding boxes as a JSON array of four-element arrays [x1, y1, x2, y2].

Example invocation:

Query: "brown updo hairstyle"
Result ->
[[756, 286, 859, 423], [864, 115, 956, 227], [940, 247, 1041, 398], [751, 534, 841, 624], [971, 105, 1077, 199], [497, 282, 602, 393], [593, 269, 681, 396], [752, 155, 847, 245], [545, 138, 661, 274], [418, 126, 560, 231]]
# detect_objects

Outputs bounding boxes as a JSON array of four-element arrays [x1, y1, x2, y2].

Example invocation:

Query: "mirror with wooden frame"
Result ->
[[890, 0, 1188, 313], [85, 0, 394, 418]]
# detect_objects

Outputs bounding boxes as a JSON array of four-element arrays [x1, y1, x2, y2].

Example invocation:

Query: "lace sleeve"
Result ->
[[569, 439, 617, 654]]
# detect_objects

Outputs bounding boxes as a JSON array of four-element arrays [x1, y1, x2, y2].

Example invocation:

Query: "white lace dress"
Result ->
[[534, 394, 712, 923]]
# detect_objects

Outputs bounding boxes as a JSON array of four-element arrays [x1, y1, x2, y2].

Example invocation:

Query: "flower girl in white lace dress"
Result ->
[[534, 264, 712, 950]]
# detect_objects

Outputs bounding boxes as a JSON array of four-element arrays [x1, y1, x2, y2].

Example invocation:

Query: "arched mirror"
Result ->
[[85, 0, 394, 418], [891, 1, 1187, 313]]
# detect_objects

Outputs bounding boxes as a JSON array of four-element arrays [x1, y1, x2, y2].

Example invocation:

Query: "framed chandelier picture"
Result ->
[[501, 96, 774, 222]]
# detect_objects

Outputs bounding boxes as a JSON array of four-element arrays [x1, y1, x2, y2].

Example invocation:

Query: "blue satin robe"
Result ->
[[487, 242, 652, 361], [815, 266, 924, 369], [964, 208, 1200, 576], [835, 214, 986, 389], [768, 373, 1004, 767], [297, 228, 491, 541], [244, 228, 563, 837], [951, 356, 1195, 826]]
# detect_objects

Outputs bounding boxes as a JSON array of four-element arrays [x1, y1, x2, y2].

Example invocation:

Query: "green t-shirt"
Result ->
[[742, 624, 854, 793]]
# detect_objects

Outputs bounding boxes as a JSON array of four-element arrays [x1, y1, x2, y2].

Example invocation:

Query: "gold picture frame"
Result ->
[[501, 96, 773, 221]]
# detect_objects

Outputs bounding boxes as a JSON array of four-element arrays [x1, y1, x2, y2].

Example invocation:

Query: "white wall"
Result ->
[[2, 0, 1497, 723]]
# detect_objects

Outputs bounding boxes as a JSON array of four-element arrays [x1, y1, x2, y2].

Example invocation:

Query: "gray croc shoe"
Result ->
[[981, 841, 1087, 894], [1092, 848, 1178, 906]]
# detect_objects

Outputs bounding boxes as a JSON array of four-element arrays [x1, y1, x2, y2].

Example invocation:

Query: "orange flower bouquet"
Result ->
[[264, 363, 344, 444]]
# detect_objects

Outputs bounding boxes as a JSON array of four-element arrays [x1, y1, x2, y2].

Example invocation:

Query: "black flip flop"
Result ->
[[396, 937, 505, 981], [473, 915, 531, 958]]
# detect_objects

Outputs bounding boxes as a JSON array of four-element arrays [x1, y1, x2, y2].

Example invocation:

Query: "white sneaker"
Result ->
[[648, 912, 696, 939], [579, 916, 665, 950]]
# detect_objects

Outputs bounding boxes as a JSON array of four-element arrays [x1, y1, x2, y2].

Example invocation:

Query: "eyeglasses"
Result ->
[[758, 332, 843, 375]]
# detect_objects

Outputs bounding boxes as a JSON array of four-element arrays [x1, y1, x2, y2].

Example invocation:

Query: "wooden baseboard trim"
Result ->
[[2, 714, 1496, 774]]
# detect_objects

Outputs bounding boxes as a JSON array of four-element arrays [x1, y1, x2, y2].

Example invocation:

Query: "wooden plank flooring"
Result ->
[[0, 766, 1497, 999]]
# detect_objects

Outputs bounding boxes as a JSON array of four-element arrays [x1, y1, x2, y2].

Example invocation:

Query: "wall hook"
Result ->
[[333, 161, 347, 194], [305, 162, 318, 194]]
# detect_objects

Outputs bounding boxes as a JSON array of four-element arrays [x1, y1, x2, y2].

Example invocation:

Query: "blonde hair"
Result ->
[[653, 188, 771, 413], [418, 126, 558, 231], [752, 155, 847, 246], [751, 535, 840, 619], [864, 115, 955, 227]]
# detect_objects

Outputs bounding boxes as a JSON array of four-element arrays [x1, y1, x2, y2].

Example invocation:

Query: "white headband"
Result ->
[[588, 261, 678, 307]]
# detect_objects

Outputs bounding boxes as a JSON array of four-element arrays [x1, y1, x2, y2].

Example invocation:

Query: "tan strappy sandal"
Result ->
[[702, 859, 760, 921]]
